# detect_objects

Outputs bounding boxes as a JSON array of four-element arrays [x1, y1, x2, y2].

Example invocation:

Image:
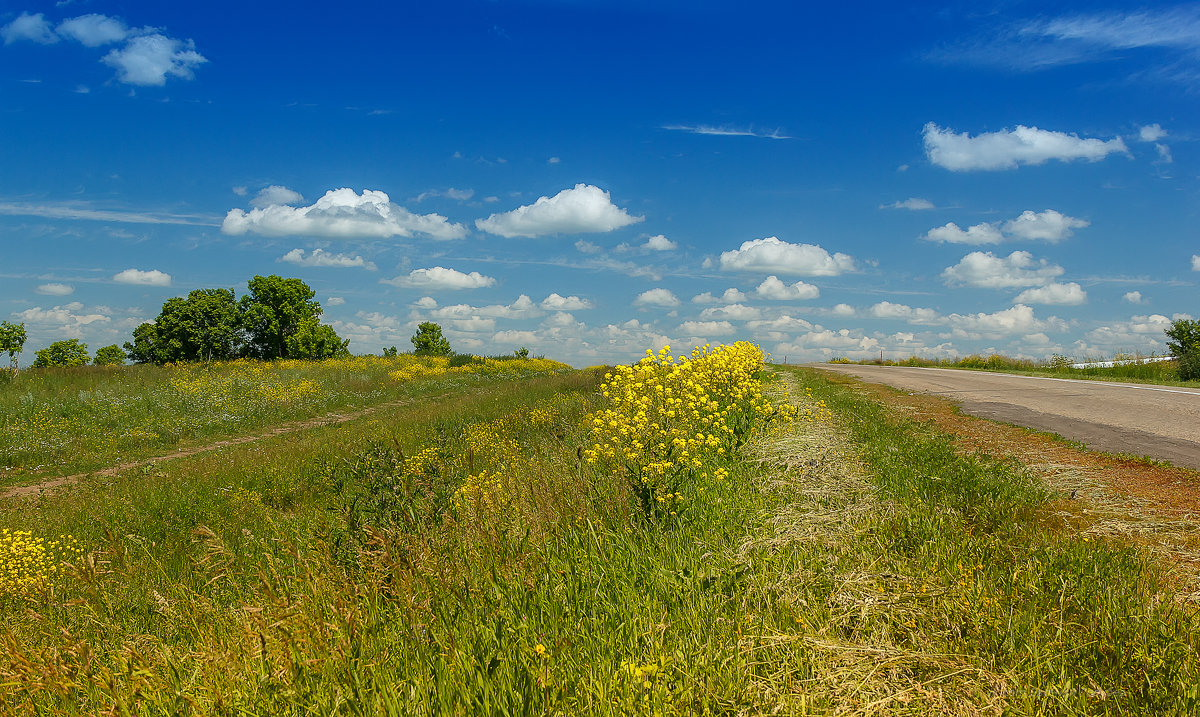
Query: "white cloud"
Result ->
[[754, 275, 819, 300], [1192, 254, 1200, 271], [382, 266, 495, 290], [867, 301, 942, 324], [15, 303, 110, 333], [113, 268, 172, 286], [56, 14, 128, 47], [1013, 282, 1087, 305], [326, 296, 346, 306], [541, 293, 594, 310], [2, 12, 57, 44], [881, 197, 935, 210], [746, 315, 813, 333], [1155, 144, 1173, 163], [719, 236, 855, 276], [699, 303, 760, 320], [1002, 210, 1089, 241], [923, 123, 1128, 171], [494, 329, 539, 345], [547, 157, 561, 164], [1138, 124, 1167, 142], [830, 303, 856, 317], [926, 210, 1087, 245], [36, 283, 75, 296], [947, 304, 1066, 337], [251, 185, 304, 208], [429, 295, 541, 320], [633, 288, 680, 308], [575, 239, 602, 254], [102, 34, 207, 86], [223, 188, 467, 240], [1085, 314, 1174, 350], [643, 234, 677, 251], [1123, 291, 1144, 304], [692, 288, 749, 304], [475, 184, 643, 238], [447, 317, 495, 332], [413, 296, 437, 309], [415, 187, 474, 202], [942, 251, 1064, 288], [775, 328, 880, 356], [678, 320, 736, 336], [278, 248, 376, 270], [661, 124, 790, 139], [232, 186, 248, 196], [924, 222, 1005, 245]]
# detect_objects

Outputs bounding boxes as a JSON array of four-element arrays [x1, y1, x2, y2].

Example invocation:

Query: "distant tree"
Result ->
[[127, 288, 243, 364], [0, 321, 27, 370], [1165, 318, 1200, 381], [285, 318, 351, 360], [32, 338, 89, 368], [240, 275, 322, 359], [410, 322, 452, 356], [93, 344, 126, 366], [514, 347, 530, 358], [382, 346, 398, 358]]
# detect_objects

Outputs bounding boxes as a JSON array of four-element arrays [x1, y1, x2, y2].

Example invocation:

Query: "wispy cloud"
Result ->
[[661, 124, 791, 139], [0, 201, 218, 226]]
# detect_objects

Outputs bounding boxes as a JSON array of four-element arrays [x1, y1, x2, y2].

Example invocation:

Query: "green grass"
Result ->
[[1, 361, 1197, 714], [832, 353, 1199, 389]]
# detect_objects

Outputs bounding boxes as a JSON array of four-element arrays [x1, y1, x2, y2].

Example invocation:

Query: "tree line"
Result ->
[[1, 275, 350, 369]]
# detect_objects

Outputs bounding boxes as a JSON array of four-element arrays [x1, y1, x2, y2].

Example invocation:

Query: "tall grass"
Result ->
[[0, 355, 1196, 713], [831, 353, 1193, 386]]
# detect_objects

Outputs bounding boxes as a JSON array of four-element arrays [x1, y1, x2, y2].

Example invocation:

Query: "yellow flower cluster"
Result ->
[[0, 529, 82, 598], [168, 361, 322, 409], [584, 342, 796, 514], [388, 356, 571, 384], [388, 357, 450, 383]]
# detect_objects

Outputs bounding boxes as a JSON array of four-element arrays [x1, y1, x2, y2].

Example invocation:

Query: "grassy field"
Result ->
[[0, 354, 569, 481], [829, 354, 1199, 389], [1, 346, 1197, 714]]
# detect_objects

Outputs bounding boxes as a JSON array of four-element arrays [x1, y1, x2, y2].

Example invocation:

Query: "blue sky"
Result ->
[[2, 0, 1197, 366]]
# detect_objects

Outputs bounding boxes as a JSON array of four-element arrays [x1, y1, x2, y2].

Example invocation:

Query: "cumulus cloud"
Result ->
[[775, 328, 880, 356], [14, 303, 110, 333], [754, 275, 819, 300], [223, 188, 467, 240], [947, 304, 1066, 337], [35, 283, 74, 296], [923, 123, 1128, 171], [475, 184, 643, 238], [494, 329, 539, 345], [429, 295, 541, 320], [1138, 124, 1167, 142], [643, 234, 677, 251], [413, 296, 437, 309], [678, 320, 736, 336], [829, 303, 856, 317], [1085, 314, 1174, 350], [113, 268, 171, 286], [1123, 291, 1144, 304], [719, 236, 855, 276], [2, 12, 57, 44], [881, 197, 935, 210], [574, 239, 602, 254], [699, 303, 760, 320], [942, 251, 1064, 288], [102, 34, 207, 86], [251, 185, 304, 209], [1013, 282, 1087, 305], [633, 288, 681, 308], [1192, 254, 1200, 271], [746, 315, 813, 333], [541, 293, 594, 310], [867, 301, 942, 324], [56, 14, 128, 46], [415, 187, 474, 202], [327, 296, 346, 306], [925, 210, 1088, 245], [692, 288, 748, 304], [278, 248, 376, 270], [381, 266, 495, 290]]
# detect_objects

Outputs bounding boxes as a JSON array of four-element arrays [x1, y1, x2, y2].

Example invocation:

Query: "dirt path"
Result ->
[[816, 369, 1200, 595], [1, 392, 451, 500]]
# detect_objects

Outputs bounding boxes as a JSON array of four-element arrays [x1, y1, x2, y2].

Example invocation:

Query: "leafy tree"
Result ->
[[0, 321, 27, 370], [382, 346, 398, 358], [410, 322, 451, 356], [1165, 318, 1200, 381], [240, 275, 322, 359], [514, 347, 530, 358], [286, 318, 351, 360], [127, 288, 243, 364], [32, 339, 89, 368], [93, 344, 126, 366]]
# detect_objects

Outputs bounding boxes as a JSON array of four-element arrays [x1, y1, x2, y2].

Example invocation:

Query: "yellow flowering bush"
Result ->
[[0, 529, 82, 598], [584, 342, 796, 517]]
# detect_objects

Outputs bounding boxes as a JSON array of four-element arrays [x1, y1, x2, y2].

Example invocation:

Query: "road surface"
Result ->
[[814, 364, 1200, 470]]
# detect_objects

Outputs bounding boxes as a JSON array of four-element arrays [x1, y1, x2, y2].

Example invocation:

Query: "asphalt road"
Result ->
[[814, 364, 1200, 470]]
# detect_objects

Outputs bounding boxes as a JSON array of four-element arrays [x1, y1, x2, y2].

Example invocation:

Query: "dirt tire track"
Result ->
[[1, 392, 453, 500]]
